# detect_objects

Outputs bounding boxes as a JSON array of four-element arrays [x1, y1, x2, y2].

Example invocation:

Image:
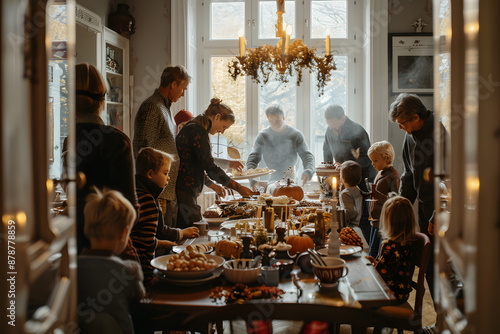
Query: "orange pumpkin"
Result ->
[[215, 239, 243, 258], [271, 178, 304, 201], [286, 233, 314, 255]]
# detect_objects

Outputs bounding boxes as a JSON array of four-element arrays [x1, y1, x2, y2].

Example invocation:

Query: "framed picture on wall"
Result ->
[[390, 34, 434, 94]]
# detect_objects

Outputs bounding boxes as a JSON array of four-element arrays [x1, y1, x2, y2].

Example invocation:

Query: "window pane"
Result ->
[[310, 56, 347, 159], [211, 2, 245, 40], [311, 0, 347, 39], [259, 1, 296, 39], [210, 57, 246, 158], [258, 75, 297, 130]]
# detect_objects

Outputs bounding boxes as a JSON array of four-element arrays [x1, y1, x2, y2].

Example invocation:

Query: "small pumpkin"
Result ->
[[215, 239, 243, 258], [271, 178, 304, 201], [286, 233, 314, 255]]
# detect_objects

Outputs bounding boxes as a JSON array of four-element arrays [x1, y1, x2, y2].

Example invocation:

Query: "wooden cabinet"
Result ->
[[102, 27, 130, 137]]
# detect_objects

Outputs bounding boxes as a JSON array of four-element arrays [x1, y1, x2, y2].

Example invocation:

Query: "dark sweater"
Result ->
[[400, 112, 447, 221], [176, 115, 231, 197], [371, 166, 400, 225], [323, 117, 377, 189]]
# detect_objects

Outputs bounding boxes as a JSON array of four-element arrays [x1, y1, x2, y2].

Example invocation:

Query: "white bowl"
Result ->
[[151, 254, 225, 279], [223, 259, 262, 284]]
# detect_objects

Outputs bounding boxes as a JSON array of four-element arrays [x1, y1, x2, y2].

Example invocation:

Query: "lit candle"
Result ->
[[285, 25, 292, 52], [238, 29, 246, 57], [332, 176, 337, 197], [325, 29, 331, 56]]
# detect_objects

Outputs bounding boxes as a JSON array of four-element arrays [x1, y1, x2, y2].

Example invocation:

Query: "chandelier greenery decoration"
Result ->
[[228, 0, 336, 96]]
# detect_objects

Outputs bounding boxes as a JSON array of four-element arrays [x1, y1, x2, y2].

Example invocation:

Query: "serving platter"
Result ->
[[317, 245, 363, 257], [150, 254, 225, 279], [154, 268, 223, 286], [172, 245, 214, 255], [220, 218, 259, 230], [203, 217, 229, 224], [230, 169, 275, 180]]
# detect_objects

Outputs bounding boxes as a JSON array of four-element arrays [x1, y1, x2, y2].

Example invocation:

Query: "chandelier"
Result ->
[[228, 0, 336, 95]]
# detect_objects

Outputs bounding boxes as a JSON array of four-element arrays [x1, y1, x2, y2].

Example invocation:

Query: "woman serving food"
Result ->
[[175, 98, 256, 228]]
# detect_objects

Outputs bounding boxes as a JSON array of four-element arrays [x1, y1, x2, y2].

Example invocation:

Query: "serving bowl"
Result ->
[[223, 259, 261, 284], [311, 257, 349, 286], [151, 254, 225, 279]]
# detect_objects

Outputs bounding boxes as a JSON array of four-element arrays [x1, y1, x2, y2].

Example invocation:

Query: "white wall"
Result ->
[[387, 0, 434, 175]]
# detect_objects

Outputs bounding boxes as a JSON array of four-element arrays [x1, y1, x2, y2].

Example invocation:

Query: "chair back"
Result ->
[[412, 232, 432, 324]]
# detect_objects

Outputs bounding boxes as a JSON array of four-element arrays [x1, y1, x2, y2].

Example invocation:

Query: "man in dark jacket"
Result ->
[[390, 93, 448, 305], [323, 105, 377, 192]]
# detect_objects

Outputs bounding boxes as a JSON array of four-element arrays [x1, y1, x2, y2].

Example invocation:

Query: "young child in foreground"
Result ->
[[78, 188, 145, 334], [368, 195, 418, 303], [131, 147, 199, 283], [339, 160, 363, 227], [367, 141, 400, 258]]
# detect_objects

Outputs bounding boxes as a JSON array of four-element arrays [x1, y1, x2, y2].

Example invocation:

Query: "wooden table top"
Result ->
[[141, 226, 395, 312]]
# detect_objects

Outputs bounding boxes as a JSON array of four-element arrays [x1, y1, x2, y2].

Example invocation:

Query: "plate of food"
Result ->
[[151, 249, 225, 279], [230, 168, 275, 180], [220, 218, 258, 230], [172, 243, 214, 254], [203, 217, 229, 224], [317, 245, 363, 257]]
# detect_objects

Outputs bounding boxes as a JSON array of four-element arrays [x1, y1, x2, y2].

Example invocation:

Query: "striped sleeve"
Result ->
[[130, 192, 159, 281]]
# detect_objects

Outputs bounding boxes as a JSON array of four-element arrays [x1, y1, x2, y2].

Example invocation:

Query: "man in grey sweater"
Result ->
[[246, 105, 315, 187]]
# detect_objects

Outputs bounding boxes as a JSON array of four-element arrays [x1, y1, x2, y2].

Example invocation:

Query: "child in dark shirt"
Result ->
[[131, 147, 199, 283], [78, 188, 145, 334], [368, 195, 418, 303], [367, 141, 400, 257], [339, 160, 363, 227]]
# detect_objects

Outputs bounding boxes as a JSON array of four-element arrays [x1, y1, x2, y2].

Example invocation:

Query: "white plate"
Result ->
[[317, 245, 363, 257], [150, 254, 225, 279], [154, 268, 223, 286], [203, 217, 229, 224], [172, 245, 214, 254], [230, 169, 276, 180], [220, 218, 259, 230]]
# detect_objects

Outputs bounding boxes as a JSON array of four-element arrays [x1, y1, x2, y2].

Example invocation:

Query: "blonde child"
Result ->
[[367, 141, 400, 257], [339, 160, 363, 227], [78, 188, 145, 334], [369, 195, 417, 303], [131, 147, 199, 283]]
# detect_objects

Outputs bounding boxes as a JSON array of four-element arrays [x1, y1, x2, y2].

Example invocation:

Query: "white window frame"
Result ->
[[196, 0, 367, 160]]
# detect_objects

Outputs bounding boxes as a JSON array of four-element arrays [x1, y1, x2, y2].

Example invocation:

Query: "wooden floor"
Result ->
[[220, 268, 436, 334]]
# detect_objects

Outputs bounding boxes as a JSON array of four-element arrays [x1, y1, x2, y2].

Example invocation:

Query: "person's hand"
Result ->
[[182, 227, 200, 238], [237, 185, 257, 198], [229, 160, 244, 172], [428, 221, 435, 236], [301, 174, 309, 185], [157, 240, 177, 249], [333, 162, 341, 169], [209, 183, 226, 198]]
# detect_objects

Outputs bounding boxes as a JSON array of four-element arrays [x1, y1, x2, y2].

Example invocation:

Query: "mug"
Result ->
[[193, 221, 208, 235], [311, 257, 349, 287], [257, 266, 280, 286]]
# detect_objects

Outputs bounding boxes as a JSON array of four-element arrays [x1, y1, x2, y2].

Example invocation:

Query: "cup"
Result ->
[[193, 221, 208, 236], [257, 266, 280, 286], [311, 257, 349, 287]]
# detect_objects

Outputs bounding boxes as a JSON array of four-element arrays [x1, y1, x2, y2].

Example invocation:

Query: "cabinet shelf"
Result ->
[[106, 70, 123, 77]]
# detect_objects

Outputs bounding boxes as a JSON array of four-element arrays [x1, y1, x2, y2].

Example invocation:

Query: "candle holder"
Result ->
[[315, 162, 340, 200]]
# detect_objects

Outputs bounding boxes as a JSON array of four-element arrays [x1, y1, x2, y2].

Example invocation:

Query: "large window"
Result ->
[[199, 0, 363, 169]]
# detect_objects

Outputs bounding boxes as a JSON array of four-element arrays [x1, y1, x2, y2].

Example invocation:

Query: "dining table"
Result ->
[[136, 225, 395, 334]]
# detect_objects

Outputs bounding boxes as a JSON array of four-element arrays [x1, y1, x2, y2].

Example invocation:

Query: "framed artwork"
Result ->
[[390, 34, 434, 94]]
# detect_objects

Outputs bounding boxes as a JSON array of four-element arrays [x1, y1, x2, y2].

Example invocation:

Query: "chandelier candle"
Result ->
[[326, 30, 331, 56], [285, 25, 292, 52], [238, 29, 246, 57]]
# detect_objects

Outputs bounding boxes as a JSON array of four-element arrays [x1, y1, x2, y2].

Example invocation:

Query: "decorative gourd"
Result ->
[[286, 233, 314, 255], [215, 239, 243, 258], [271, 178, 304, 201]]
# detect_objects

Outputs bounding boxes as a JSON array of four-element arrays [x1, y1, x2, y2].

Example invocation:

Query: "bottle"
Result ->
[[327, 219, 341, 257], [314, 209, 326, 247], [240, 234, 254, 259]]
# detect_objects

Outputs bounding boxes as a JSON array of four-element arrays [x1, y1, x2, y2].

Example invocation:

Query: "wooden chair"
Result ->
[[373, 232, 432, 334], [182, 303, 388, 334]]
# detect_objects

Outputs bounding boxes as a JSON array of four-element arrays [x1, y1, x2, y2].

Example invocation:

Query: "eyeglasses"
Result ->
[[396, 118, 412, 127]]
